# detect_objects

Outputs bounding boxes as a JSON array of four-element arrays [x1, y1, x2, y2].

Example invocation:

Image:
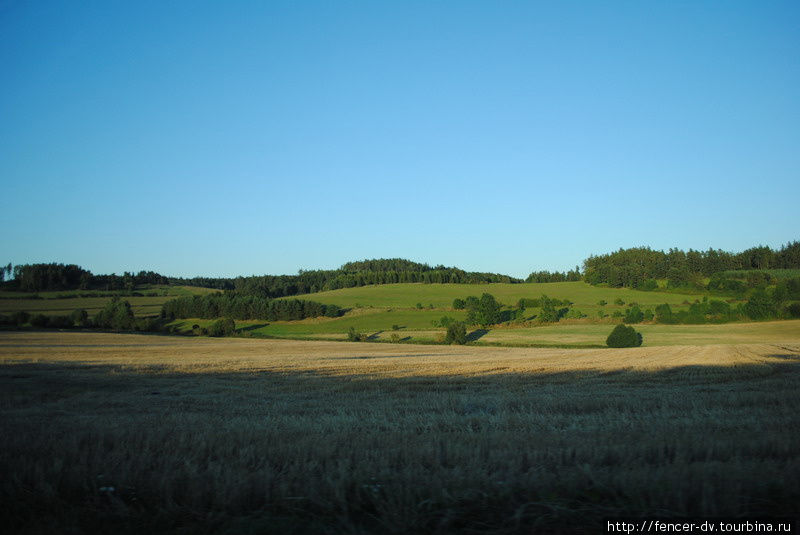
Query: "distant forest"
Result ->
[[583, 241, 800, 289], [2, 241, 799, 296], [0, 258, 521, 296]]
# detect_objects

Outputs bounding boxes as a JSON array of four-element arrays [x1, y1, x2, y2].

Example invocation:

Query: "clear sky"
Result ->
[[2, 1, 798, 279]]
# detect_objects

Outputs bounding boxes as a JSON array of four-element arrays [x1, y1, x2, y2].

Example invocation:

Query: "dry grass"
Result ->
[[1, 332, 799, 534]]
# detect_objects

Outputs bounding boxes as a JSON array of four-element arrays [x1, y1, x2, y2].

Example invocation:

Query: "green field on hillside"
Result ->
[[290, 281, 716, 311], [0, 285, 217, 317]]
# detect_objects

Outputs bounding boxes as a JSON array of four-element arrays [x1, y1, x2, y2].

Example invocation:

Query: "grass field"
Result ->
[[289, 281, 706, 312], [0, 285, 217, 317], [1, 332, 798, 534]]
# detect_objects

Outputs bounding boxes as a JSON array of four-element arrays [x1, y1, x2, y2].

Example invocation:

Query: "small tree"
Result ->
[[465, 293, 502, 326], [655, 303, 674, 324], [743, 290, 776, 320], [70, 309, 89, 327], [30, 314, 49, 328], [538, 295, 559, 323], [347, 326, 363, 341], [452, 298, 466, 310], [606, 324, 643, 348], [444, 322, 466, 345], [208, 318, 235, 337], [624, 305, 644, 324]]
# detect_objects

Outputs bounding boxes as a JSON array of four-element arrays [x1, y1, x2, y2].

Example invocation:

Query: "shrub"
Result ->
[[347, 326, 365, 342], [208, 318, 235, 337], [624, 306, 644, 324], [444, 322, 467, 345], [743, 290, 777, 320], [639, 279, 658, 291], [437, 316, 455, 328], [597, 300, 607, 306], [70, 309, 89, 327], [614, 298, 625, 306], [94, 298, 136, 331], [655, 303, 674, 324], [47, 315, 73, 329], [537, 295, 560, 323], [785, 303, 800, 318], [135, 317, 160, 332], [324, 304, 341, 317], [391, 324, 400, 331], [606, 324, 643, 348], [465, 293, 502, 326], [10, 311, 30, 326], [30, 314, 49, 328], [452, 298, 466, 310], [416, 303, 423, 309], [643, 309, 654, 322]]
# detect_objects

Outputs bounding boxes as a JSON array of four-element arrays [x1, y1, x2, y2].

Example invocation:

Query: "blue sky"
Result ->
[[2, 1, 798, 278]]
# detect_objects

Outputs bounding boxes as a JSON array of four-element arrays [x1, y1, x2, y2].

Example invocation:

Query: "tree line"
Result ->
[[525, 268, 582, 283], [583, 242, 800, 289], [2, 259, 521, 296], [160, 293, 341, 321], [1, 263, 170, 292]]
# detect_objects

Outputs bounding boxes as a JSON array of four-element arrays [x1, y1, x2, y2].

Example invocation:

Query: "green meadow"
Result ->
[[0, 285, 217, 317], [161, 282, 800, 348], [288, 281, 701, 310]]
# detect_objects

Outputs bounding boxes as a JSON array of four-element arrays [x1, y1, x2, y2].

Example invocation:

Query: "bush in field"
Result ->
[[743, 290, 777, 320], [436, 316, 456, 328], [207, 318, 235, 337], [624, 306, 644, 324], [94, 298, 136, 331], [444, 322, 466, 345], [614, 298, 625, 306], [786, 303, 800, 318], [452, 298, 466, 310], [324, 304, 341, 318], [10, 311, 30, 327], [47, 315, 73, 329], [30, 314, 49, 328], [639, 279, 658, 291], [537, 295, 560, 323], [598, 300, 607, 306], [347, 326, 366, 342], [606, 324, 643, 348], [70, 309, 89, 327], [465, 293, 502, 326], [655, 303, 674, 324]]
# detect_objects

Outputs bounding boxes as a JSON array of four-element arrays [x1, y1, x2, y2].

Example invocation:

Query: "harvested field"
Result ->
[[1, 332, 799, 534]]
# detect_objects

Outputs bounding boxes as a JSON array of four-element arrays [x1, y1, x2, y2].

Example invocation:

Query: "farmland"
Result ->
[[1, 331, 798, 534], [163, 281, 792, 347], [286, 281, 703, 310], [0, 285, 218, 317]]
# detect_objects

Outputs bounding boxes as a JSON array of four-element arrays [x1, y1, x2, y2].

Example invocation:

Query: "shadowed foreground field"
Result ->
[[1, 333, 798, 534]]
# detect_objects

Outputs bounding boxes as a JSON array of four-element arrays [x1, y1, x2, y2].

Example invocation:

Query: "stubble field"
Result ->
[[1, 332, 798, 534]]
